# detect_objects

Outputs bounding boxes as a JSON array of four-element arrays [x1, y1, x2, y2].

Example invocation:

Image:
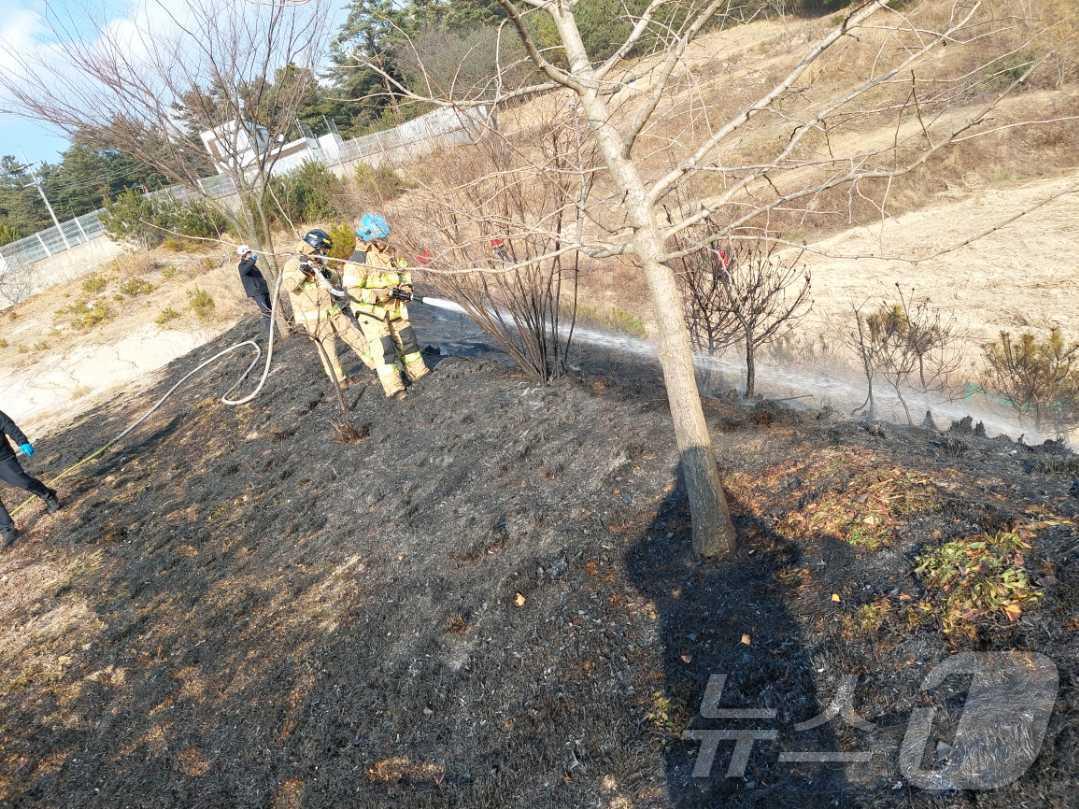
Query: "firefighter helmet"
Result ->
[[301, 228, 333, 255], [356, 212, 391, 242]]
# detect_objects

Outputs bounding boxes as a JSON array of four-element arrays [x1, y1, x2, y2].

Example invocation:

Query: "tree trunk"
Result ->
[[642, 254, 736, 556], [893, 381, 913, 426], [552, 10, 736, 557], [249, 193, 290, 338], [255, 231, 291, 338], [745, 337, 756, 399]]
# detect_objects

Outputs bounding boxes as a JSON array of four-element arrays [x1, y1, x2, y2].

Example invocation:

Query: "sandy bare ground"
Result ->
[[0, 248, 250, 432], [799, 169, 1079, 364]]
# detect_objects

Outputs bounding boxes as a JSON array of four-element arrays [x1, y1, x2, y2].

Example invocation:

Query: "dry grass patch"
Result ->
[[728, 448, 943, 550], [367, 756, 446, 785], [841, 597, 894, 639], [118, 277, 155, 297], [103, 252, 158, 277], [80, 274, 109, 294], [271, 779, 305, 809], [176, 746, 211, 777], [53, 300, 114, 331], [155, 306, 181, 326], [187, 288, 216, 321]]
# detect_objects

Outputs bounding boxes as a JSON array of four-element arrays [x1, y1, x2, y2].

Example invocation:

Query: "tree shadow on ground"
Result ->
[[626, 452, 858, 808]]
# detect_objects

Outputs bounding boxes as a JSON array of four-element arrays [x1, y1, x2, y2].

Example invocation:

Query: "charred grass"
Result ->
[[0, 314, 1075, 808]]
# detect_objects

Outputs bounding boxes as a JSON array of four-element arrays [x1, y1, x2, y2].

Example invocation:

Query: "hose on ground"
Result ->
[[10, 269, 286, 519]]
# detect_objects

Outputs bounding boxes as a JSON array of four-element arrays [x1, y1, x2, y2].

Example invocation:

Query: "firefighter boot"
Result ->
[[397, 324, 429, 382], [402, 351, 430, 383]]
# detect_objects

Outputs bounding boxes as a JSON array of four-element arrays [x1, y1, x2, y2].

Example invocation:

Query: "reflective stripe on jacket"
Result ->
[[343, 245, 412, 320]]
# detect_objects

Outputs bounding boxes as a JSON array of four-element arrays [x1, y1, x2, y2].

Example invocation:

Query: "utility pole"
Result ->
[[20, 163, 71, 251]]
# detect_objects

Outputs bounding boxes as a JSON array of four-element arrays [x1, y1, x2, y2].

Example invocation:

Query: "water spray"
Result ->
[[411, 261, 1042, 442]]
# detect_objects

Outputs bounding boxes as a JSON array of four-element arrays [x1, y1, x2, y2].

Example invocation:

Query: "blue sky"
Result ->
[[0, 0, 348, 167], [0, 1, 119, 164]]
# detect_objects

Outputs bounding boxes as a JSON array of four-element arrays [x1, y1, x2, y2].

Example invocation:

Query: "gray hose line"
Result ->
[[10, 268, 286, 517]]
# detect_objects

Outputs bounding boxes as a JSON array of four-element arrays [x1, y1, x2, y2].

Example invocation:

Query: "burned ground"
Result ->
[[0, 308, 1075, 808]]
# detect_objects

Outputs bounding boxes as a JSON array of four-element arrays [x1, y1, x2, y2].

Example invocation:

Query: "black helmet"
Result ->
[[302, 228, 333, 255]]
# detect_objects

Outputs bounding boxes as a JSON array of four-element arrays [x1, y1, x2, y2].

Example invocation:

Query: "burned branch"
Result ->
[[399, 112, 590, 383]]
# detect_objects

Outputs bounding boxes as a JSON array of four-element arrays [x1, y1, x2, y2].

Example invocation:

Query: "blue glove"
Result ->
[[19, 443, 33, 457]]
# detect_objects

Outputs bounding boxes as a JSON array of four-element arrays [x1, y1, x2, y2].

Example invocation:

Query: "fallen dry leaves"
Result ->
[[727, 447, 945, 550]]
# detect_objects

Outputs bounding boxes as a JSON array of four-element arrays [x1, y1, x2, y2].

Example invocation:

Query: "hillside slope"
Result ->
[[800, 169, 1079, 355], [0, 245, 250, 430], [0, 310, 1074, 808], [477, 3, 1079, 372]]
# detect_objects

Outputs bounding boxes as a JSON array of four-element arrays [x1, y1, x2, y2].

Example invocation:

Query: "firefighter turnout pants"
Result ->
[[301, 308, 376, 386], [359, 308, 429, 397]]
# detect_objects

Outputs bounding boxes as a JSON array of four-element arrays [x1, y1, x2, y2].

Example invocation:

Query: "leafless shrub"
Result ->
[[766, 330, 838, 368], [0, 263, 35, 307], [847, 302, 883, 421], [982, 327, 1079, 435], [400, 115, 589, 383], [674, 235, 811, 398], [848, 287, 961, 424], [672, 232, 738, 358]]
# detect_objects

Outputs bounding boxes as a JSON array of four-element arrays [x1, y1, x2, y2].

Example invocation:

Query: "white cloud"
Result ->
[[0, 7, 45, 75], [101, 0, 202, 66]]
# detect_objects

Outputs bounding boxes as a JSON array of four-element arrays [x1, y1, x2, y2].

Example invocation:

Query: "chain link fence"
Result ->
[[0, 106, 489, 284]]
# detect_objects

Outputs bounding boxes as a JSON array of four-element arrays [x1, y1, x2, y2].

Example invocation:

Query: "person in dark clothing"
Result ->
[[236, 245, 273, 320], [0, 409, 60, 547]]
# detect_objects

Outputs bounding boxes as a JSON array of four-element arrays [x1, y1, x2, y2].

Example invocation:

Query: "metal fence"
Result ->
[[0, 106, 488, 277], [0, 210, 108, 269]]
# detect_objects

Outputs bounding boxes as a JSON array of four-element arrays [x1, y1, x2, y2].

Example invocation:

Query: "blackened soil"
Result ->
[[0, 311, 1075, 809]]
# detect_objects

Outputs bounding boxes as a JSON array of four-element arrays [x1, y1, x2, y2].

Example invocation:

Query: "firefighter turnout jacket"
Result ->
[[342, 243, 428, 397], [282, 255, 373, 384]]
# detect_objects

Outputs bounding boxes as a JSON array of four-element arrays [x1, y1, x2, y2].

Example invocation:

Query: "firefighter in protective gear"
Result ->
[[283, 229, 374, 388], [343, 213, 429, 399]]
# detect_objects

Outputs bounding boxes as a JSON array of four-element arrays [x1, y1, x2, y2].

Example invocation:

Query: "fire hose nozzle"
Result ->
[[390, 287, 424, 304]]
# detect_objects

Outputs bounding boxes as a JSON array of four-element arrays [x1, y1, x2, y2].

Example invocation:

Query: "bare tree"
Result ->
[[671, 226, 738, 358], [0, 261, 35, 308], [847, 300, 882, 421], [398, 106, 588, 383], [0, 0, 330, 336], [355, 0, 1063, 556], [676, 237, 811, 398]]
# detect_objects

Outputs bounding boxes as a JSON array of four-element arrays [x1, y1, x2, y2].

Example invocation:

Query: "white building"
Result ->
[[199, 119, 271, 174]]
